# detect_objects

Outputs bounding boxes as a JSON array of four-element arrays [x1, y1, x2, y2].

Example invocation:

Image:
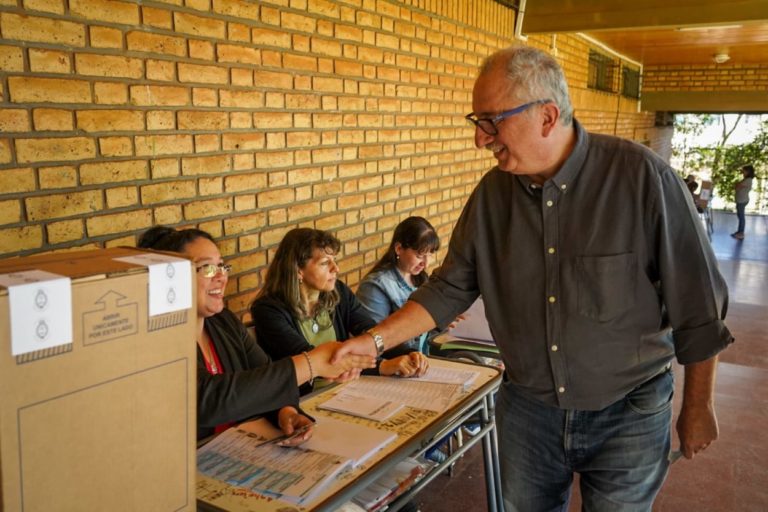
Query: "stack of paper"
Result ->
[[323, 376, 463, 414], [318, 391, 403, 422], [414, 365, 481, 390]]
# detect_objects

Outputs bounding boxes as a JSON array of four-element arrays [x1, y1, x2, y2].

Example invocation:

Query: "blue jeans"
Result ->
[[496, 369, 673, 512], [735, 202, 747, 234]]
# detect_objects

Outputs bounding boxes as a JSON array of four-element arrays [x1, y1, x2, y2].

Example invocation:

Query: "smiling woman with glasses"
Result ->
[[137, 226, 375, 442], [465, 99, 552, 136]]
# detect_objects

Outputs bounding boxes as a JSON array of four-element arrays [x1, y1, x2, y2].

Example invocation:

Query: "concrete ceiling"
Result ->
[[521, 0, 768, 66]]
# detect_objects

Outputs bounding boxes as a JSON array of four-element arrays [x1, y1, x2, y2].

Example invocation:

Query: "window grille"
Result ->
[[587, 50, 617, 93], [621, 66, 641, 99]]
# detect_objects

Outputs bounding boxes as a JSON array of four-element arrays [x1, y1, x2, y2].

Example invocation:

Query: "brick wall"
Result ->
[[643, 63, 768, 92], [0, 0, 658, 319]]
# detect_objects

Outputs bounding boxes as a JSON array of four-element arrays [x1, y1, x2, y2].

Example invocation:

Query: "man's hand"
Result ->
[[310, 341, 376, 378], [677, 356, 719, 459], [331, 335, 377, 364]]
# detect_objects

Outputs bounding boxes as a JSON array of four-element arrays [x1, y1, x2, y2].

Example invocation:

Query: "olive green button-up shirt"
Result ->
[[411, 120, 733, 410]]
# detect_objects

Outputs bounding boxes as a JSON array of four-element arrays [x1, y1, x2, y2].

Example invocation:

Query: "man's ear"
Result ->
[[540, 102, 561, 137]]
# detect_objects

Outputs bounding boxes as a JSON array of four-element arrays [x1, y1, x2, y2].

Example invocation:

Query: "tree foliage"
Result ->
[[672, 115, 767, 208]]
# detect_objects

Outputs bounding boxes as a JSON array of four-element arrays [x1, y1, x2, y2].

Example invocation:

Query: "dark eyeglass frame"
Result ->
[[465, 99, 552, 136], [196, 263, 233, 278]]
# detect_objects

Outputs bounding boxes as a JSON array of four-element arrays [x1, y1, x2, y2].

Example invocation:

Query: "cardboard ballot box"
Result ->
[[0, 248, 196, 512]]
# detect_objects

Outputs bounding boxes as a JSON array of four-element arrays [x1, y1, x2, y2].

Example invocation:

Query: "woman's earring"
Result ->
[[396, 254, 400, 261]]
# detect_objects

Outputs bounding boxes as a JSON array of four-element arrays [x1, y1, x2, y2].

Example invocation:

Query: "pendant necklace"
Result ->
[[311, 318, 320, 334]]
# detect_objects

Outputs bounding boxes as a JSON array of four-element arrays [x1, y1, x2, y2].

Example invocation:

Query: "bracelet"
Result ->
[[302, 351, 315, 386]]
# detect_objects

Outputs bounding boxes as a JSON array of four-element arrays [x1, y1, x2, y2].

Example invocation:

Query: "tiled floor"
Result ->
[[415, 210, 768, 511]]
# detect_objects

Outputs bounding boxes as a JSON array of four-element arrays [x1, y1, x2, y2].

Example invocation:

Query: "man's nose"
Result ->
[[474, 126, 493, 148]]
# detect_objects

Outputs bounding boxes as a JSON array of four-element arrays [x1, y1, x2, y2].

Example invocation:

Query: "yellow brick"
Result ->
[[135, 134, 193, 156], [227, 22, 250, 42], [253, 112, 292, 129], [0, 13, 85, 46], [0, 45, 23, 71], [194, 134, 220, 153], [189, 39, 215, 60], [283, 54, 317, 72], [222, 133, 265, 151], [99, 136, 133, 157], [24, 0, 65, 13], [199, 177, 223, 195], [16, 137, 95, 163], [90, 26, 123, 48], [39, 165, 77, 189], [146, 59, 176, 81], [142, 6, 172, 29], [140, 180, 196, 204], [29, 48, 71, 73], [258, 187, 294, 208], [178, 63, 229, 84], [106, 186, 138, 208], [174, 11, 225, 39], [94, 82, 128, 105], [253, 70, 293, 89], [0, 199, 21, 225], [75, 53, 143, 78], [9, 77, 91, 104], [0, 167, 34, 192], [216, 43, 260, 65], [0, 109, 30, 132], [281, 11, 316, 33], [151, 158, 179, 178], [183, 197, 231, 220], [26, 190, 102, 221], [311, 37, 342, 57], [146, 110, 174, 130], [80, 159, 148, 185], [154, 204, 183, 225], [192, 88, 218, 107], [130, 85, 189, 106], [231, 68, 253, 87], [213, 0, 259, 21], [288, 201, 320, 222], [86, 209, 152, 236], [47, 219, 84, 244], [105, 234, 135, 248], [70, 0, 140, 24], [285, 93, 321, 110], [179, 154, 229, 176], [251, 27, 290, 47], [0, 226, 43, 254], [126, 31, 186, 57], [77, 109, 143, 132], [225, 172, 266, 193]]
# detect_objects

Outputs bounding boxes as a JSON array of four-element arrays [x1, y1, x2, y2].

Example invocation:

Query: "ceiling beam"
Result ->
[[523, 0, 768, 33]]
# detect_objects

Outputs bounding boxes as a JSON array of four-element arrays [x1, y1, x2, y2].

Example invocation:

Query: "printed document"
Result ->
[[334, 376, 463, 413]]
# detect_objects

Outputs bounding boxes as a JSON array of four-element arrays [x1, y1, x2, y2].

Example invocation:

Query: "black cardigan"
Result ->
[[197, 308, 299, 440], [251, 281, 378, 394]]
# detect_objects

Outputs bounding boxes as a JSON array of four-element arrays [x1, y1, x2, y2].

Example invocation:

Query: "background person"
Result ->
[[251, 228, 428, 395], [138, 226, 375, 441], [334, 46, 733, 511], [356, 216, 440, 357], [731, 164, 755, 240]]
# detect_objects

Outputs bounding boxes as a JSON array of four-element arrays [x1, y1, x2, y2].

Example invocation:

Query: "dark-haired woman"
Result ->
[[731, 164, 755, 240], [356, 217, 440, 357], [250, 228, 428, 395], [138, 226, 375, 441]]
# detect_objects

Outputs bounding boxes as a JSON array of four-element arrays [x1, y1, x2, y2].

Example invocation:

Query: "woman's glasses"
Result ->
[[196, 263, 232, 278]]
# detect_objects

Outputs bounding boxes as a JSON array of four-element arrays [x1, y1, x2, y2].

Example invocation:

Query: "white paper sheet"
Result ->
[[414, 365, 481, 389], [337, 376, 462, 413], [0, 270, 72, 356], [448, 296, 494, 342], [114, 254, 192, 316]]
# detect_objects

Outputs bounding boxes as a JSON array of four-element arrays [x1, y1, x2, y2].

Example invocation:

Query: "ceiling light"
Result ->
[[678, 24, 742, 32], [712, 53, 730, 64]]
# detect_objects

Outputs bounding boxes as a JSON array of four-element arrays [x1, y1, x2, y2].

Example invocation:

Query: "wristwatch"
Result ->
[[367, 328, 385, 356]]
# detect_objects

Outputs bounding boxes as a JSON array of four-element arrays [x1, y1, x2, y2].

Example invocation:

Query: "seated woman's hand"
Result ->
[[310, 341, 376, 378], [276, 406, 314, 447], [379, 352, 429, 378], [447, 314, 466, 330]]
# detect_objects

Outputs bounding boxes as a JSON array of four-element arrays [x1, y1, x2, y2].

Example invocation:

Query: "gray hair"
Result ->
[[480, 46, 573, 126]]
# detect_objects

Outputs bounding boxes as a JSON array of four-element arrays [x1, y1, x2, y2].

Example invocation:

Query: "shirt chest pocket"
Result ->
[[577, 253, 637, 322]]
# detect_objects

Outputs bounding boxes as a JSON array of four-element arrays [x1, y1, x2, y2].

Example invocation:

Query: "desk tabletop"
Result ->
[[196, 357, 501, 512]]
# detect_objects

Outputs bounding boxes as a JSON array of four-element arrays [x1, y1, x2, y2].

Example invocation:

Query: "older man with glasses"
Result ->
[[336, 45, 733, 511]]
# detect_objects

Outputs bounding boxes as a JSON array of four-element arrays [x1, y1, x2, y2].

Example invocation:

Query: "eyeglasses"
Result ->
[[196, 263, 232, 278], [465, 99, 552, 136]]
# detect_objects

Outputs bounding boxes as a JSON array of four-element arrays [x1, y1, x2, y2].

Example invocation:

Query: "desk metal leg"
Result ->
[[487, 395, 504, 512], [481, 395, 502, 512]]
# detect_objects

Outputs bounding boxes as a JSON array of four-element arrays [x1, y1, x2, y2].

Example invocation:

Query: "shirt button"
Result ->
[[551, 345, 558, 351], [561, 184, 567, 190], [548, 296, 556, 303], [558, 386, 565, 393], [546, 200, 554, 207], [548, 247, 555, 254]]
